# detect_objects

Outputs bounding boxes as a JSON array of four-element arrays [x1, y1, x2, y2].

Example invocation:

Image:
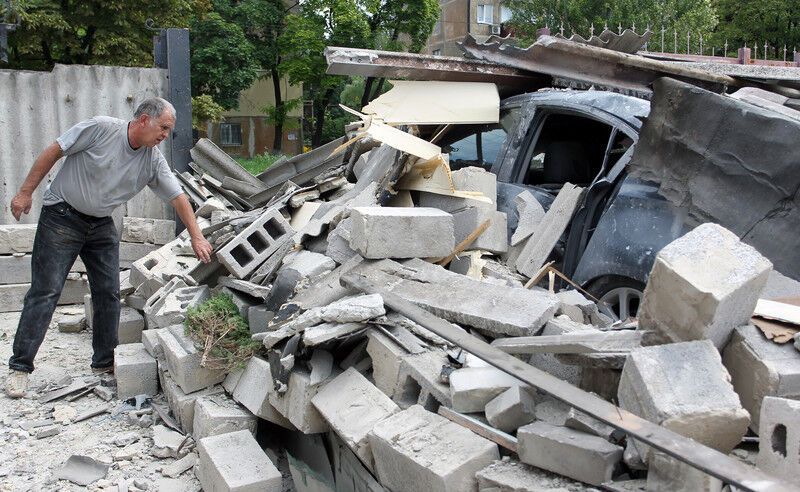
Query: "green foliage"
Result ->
[[184, 294, 260, 371], [4, 0, 209, 69], [190, 11, 259, 110], [192, 94, 225, 129], [235, 152, 285, 174], [212, 0, 285, 71], [712, 0, 800, 57]]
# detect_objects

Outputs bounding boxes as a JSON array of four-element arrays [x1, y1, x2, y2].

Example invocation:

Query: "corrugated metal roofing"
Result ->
[[0, 64, 172, 225]]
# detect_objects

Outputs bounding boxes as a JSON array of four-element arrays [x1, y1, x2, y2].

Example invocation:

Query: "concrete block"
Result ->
[[325, 216, 359, 264], [58, 313, 85, 333], [533, 395, 571, 426], [452, 207, 508, 254], [528, 316, 596, 387], [476, 458, 579, 492], [366, 330, 406, 398], [0, 224, 37, 254], [121, 217, 175, 245], [114, 343, 158, 400], [264, 250, 336, 310], [268, 369, 330, 434], [216, 207, 294, 279], [118, 307, 145, 344], [129, 237, 198, 287], [196, 197, 227, 219], [312, 367, 399, 469], [555, 289, 600, 325], [485, 386, 536, 433], [222, 368, 243, 394], [450, 367, 526, 413], [369, 404, 499, 492], [118, 242, 161, 269], [147, 285, 210, 329], [217, 287, 256, 321], [393, 350, 453, 411], [217, 276, 271, 299], [357, 259, 559, 336], [618, 340, 750, 463], [639, 223, 772, 349], [647, 452, 722, 492], [722, 324, 800, 433], [249, 239, 294, 286], [142, 278, 187, 328], [348, 206, 455, 259], [193, 394, 257, 440], [232, 357, 295, 429], [756, 397, 800, 486], [517, 421, 622, 486], [418, 166, 497, 213], [197, 430, 282, 492], [160, 369, 224, 433], [158, 324, 226, 394], [0, 280, 90, 313], [565, 407, 625, 444]]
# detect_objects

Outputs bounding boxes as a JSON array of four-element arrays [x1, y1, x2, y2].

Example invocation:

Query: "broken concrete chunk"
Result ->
[[195, 197, 228, 218], [264, 250, 336, 310], [517, 421, 623, 486], [484, 386, 537, 433], [647, 452, 722, 492], [118, 307, 145, 344], [565, 407, 625, 444], [618, 340, 750, 463], [216, 207, 294, 279], [366, 330, 406, 399], [756, 397, 800, 486], [197, 430, 282, 492], [325, 216, 358, 264], [449, 367, 526, 413], [418, 166, 497, 212], [476, 458, 580, 491], [722, 324, 800, 433], [311, 367, 399, 470], [510, 190, 545, 246], [393, 349, 453, 410], [534, 396, 571, 426], [54, 455, 109, 486], [0, 224, 37, 255], [122, 217, 175, 245], [58, 314, 86, 333], [161, 452, 197, 479], [452, 207, 508, 254], [269, 368, 330, 434], [354, 259, 559, 336], [639, 223, 772, 349], [151, 424, 189, 459], [348, 206, 455, 259], [302, 322, 367, 346], [160, 370, 224, 433], [368, 404, 499, 492], [231, 357, 294, 429]]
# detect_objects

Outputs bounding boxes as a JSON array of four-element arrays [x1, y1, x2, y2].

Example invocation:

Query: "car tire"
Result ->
[[587, 276, 645, 322]]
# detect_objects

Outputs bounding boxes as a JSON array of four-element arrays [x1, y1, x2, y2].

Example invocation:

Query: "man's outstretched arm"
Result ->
[[11, 142, 63, 221], [171, 194, 213, 263]]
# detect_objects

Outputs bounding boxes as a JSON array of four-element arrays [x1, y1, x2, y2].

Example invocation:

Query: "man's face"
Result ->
[[139, 111, 176, 148]]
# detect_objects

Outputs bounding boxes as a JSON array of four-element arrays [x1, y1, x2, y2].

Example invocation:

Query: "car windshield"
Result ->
[[439, 107, 521, 171]]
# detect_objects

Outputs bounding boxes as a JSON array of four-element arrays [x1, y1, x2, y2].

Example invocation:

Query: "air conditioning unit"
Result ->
[[491, 24, 501, 35]]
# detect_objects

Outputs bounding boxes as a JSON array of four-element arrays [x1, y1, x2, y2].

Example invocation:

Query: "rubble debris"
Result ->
[[484, 385, 537, 433], [118, 307, 146, 344], [449, 367, 526, 413], [192, 395, 257, 440], [121, 217, 175, 245], [160, 369, 224, 433], [639, 223, 772, 349], [152, 424, 190, 459], [722, 324, 800, 432], [646, 452, 722, 492], [158, 324, 227, 393], [216, 207, 294, 279], [756, 397, 800, 486], [114, 343, 159, 400], [196, 430, 282, 491], [54, 455, 110, 486], [161, 452, 198, 479], [57, 313, 86, 333], [369, 404, 499, 491], [231, 357, 294, 429], [618, 340, 750, 463]]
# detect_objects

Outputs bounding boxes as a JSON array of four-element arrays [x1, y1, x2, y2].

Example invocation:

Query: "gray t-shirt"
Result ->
[[43, 116, 184, 217]]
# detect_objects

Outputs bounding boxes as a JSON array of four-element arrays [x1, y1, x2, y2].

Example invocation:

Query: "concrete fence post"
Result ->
[[738, 47, 751, 65]]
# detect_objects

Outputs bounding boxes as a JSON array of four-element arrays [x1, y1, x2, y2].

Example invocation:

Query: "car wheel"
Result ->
[[588, 276, 645, 322]]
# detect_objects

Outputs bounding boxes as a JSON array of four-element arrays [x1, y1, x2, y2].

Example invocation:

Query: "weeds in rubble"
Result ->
[[235, 153, 285, 175], [184, 294, 260, 371]]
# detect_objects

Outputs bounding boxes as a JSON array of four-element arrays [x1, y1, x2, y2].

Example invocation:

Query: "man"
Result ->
[[5, 97, 213, 398]]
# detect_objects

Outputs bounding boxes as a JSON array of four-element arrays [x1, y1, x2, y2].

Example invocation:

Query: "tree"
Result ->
[[712, 0, 800, 58], [505, 0, 717, 53], [4, 0, 209, 70], [190, 11, 259, 110]]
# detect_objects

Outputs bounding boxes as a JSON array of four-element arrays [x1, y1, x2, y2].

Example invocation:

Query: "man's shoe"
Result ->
[[91, 365, 114, 375], [5, 370, 29, 398]]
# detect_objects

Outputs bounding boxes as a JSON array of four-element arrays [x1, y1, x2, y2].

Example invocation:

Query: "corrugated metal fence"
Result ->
[[0, 64, 174, 225]]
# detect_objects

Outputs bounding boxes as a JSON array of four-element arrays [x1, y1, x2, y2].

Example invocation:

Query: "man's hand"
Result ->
[[191, 235, 213, 264], [10, 192, 33, 221]]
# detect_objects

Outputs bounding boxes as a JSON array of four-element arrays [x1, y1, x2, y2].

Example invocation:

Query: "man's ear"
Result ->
[[136, 113, 150, 126]]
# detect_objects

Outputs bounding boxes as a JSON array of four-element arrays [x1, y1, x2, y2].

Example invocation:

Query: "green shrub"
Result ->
[[235, 153, 285, 175], [184, 294, 260, 371]]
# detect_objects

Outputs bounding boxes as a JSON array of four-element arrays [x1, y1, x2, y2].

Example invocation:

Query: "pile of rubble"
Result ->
[[76, 93, 800, 492]]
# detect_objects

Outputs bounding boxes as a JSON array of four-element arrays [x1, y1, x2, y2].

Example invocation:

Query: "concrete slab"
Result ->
[[348, 207, 455, 259]]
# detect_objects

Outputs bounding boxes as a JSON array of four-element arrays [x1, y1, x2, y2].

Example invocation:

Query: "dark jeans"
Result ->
[[9, 203, 120, 373]]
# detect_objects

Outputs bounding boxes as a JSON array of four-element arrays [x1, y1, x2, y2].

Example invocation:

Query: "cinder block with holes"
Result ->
[[392, 350, 453, 412], [216, 208, 294, 278], [756, 397, 800, 486], [148, 285, 210, 329]]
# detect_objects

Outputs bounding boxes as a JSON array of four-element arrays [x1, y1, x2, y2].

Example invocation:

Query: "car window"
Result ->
[[521, 112, 614, 191], [440, 107, 520, 172]]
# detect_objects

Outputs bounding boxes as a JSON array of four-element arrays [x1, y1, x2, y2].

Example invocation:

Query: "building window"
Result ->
[[220, 123, 242, 146], [433, 20, 442, 35], [432, 49, 442, 56], [477, 4, 493, 24], [501, 5, 512, 23]]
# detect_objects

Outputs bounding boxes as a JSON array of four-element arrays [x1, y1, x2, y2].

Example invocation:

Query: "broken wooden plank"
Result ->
[[438, 406, 518, 453], [491, 330, 644, 355], [341, 270, 795, 492]]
